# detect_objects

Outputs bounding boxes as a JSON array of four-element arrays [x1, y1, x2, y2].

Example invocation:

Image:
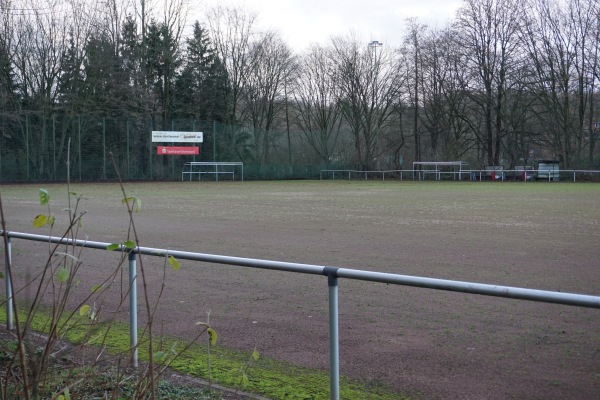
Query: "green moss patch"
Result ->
[[0, 304, 406, 399]]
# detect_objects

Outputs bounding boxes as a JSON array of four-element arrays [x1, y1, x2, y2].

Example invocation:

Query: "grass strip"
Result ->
[[0, 303, 407, 399]]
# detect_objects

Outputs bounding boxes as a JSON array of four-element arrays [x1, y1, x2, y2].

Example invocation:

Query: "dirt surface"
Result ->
[[1, 181, 600, 399]]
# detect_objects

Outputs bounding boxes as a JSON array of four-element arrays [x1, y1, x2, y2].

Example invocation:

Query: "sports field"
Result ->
[[1, 181, 599, 399]]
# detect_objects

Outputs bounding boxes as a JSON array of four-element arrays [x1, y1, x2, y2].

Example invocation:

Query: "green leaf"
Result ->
[[106, 243, 120, 251], [54, 252, 80, 263], [252, 348, 260, 361], [58, 388, 70, 400], [33, 214, 48, 228], [241, 372, 249, 386], [91, 284, 103, 293], [122, 197, 142, 212], [133, 197, 142, 212], [39, 189, 49, 205], [168, 256, 180, 271], [57, 268, 69, 283], [79, 305, 90, 316], [153, 351, 166, 362], [69, 191, 77, 196], [123, 240, 136, 250], [208, 328, 217, 346], [47, 213, 55, 227]]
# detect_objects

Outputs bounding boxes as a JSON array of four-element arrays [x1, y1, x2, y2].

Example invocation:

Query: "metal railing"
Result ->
[[320, 168, 600, 182], [2, 230, 600, 400]]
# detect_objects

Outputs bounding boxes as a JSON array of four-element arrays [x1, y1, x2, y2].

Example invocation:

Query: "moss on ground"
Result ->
[[0, 304, 407, 399]]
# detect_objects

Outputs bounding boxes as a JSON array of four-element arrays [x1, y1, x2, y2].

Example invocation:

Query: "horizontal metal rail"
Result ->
[[320, 168, 600, 182], [3, 230, 600, 399]]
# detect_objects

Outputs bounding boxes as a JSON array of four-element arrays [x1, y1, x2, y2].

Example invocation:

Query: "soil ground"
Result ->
[[1, 180, 599, 399]]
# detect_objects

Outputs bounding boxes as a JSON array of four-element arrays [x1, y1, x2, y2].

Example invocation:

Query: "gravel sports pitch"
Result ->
[[1, 180, 599, 399]]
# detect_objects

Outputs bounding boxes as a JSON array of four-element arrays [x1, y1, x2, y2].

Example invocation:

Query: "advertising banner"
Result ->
[[156, 146, 200, 155], [152, 131, 203, 143]]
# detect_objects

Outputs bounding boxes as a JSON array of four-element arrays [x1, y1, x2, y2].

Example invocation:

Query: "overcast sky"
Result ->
[[200, 0, 463, 50]]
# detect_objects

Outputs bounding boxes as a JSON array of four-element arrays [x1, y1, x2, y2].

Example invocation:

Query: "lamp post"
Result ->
[[368, 40, 383, 63], [367, 40, 383, 171]]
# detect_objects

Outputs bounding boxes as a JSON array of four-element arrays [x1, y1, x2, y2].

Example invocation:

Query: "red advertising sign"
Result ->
[[156, 146, 200, 155]]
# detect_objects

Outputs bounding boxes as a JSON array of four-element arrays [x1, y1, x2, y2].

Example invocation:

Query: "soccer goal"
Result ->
[[412, 161, 470, 181], [181, 162, 244, 181]]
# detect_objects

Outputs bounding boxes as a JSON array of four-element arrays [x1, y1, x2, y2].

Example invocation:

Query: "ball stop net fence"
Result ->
[[2, 113, 599, 183], [0, 114, 338, 182]]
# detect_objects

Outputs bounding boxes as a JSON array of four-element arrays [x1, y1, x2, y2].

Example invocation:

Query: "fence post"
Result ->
[[103, 117, 106, 180], [213, 121, 217, 162], [78, 116, 82, 181], [25, 114, 30, 181], [52, 114, 56, 181], [324, 267, 340, 400], [126, 118, 130, 179], [5, 236, 13, 330], [129, 251, 138, 367]]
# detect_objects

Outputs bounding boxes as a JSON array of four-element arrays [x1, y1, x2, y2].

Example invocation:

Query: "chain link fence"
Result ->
[[0, 113, 340, 182]]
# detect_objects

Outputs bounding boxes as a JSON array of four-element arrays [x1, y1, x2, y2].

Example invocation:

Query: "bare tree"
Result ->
[[588, 0, 600, 167], [520, 0, 593, 167], [418, 26, 477, 160], [331, 33, 404, 170], [402, 18, 427, 164], [241, 30, 294, 165], [0, 0, 18, 112], [568, 0, 596, 165], [7, 0, 100, 179], [454, 0, 524, 166], [291, 44, 344, 166], [206, 5, 258, 160]]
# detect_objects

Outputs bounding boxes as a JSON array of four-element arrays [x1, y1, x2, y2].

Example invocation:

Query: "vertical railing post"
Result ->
[[52, 114, 56, 181], [324, 267, 340, 400], [126, 118, 130, 179], [213, 120, 217, 162], [5, 236, 14, 330], [129, 251, 138, 367], [102, 117, 106, 180]]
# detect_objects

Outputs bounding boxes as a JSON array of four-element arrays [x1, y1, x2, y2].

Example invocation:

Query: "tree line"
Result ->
[[1, 0, 599, 180]]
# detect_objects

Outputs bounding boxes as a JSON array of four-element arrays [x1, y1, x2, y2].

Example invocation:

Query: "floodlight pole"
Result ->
[[368, 40, 383, 51], [368, 40, 383, 174]]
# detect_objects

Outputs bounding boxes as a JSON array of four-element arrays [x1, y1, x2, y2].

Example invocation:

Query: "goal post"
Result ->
[[181, 162, 244, 182], [412, 161, 470, 181]]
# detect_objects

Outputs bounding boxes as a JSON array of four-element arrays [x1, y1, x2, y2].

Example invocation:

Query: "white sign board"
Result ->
[[152, 131, 203, 143]]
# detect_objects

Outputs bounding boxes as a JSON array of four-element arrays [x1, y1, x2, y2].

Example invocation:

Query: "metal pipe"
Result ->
[[5, 237, 13, 330], [2, 230, 600, 309], [325, 268, 340, 400], [3, 228, 600, 397], [129, 251, 138, 367]]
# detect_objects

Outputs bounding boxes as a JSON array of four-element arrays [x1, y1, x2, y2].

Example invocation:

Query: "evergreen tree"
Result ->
[[143, 20, 181, 128], [174, 21, 229, 122], [0, 35, 18, 150]]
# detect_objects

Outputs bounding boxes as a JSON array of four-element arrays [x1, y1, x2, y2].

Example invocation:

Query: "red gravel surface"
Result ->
[[1, 181, 599, 399]]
